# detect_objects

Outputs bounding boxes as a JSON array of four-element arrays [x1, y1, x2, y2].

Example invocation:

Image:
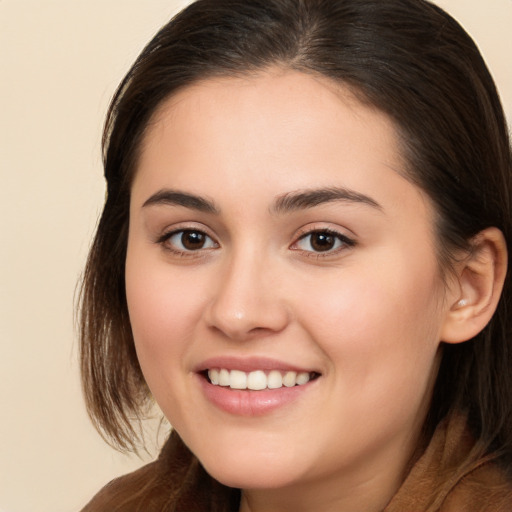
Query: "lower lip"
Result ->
[[198, 375, 316, 416]]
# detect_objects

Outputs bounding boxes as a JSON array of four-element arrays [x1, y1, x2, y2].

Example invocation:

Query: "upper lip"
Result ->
[[195, 356, 319, 374]]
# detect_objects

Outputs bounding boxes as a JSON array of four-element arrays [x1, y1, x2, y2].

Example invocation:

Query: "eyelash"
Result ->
[[157, 228, 219, 258], [156, 227, 356, 258], [291, 228, 356, 257]]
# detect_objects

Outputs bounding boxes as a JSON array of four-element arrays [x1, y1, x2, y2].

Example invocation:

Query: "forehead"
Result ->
[[132, 69, 429, 220], [146, 70, 389, 146], [141, 71, 391, 165]]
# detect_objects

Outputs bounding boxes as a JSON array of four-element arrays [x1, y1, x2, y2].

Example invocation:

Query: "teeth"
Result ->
[[267, 370, 283, 389], [218, 369, 230, 386], [230, 370, 247, 390], [296, 372, 310, 385], [283, 371, 297, 387], [209, 369, 220, 385], [247, 370, 267, 390], [207, 368, 312, 390]]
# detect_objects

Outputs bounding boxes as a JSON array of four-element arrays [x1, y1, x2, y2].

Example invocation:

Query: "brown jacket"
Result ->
[[81, 414, 512, 511]]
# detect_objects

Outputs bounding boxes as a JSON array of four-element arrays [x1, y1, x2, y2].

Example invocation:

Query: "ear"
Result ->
[[441, 227, 508, 344]]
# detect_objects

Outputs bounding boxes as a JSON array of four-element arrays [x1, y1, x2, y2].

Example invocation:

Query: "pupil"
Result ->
[[311, 232, 334, 251], [181, 231, 205, 250]]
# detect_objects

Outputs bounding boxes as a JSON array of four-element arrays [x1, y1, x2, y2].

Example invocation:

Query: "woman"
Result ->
[[79, 0, 512, 510]]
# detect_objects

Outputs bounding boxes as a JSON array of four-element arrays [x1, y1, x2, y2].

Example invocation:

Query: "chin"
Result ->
[[196, 448, 304, 490], [205, 464, 297, 490]]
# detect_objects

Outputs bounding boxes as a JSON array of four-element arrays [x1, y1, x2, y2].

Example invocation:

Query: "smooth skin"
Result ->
[[125, 70, 506, 512]]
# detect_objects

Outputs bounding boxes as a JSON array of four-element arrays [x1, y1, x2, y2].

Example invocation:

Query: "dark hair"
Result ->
[[79, 0, 512, 471]]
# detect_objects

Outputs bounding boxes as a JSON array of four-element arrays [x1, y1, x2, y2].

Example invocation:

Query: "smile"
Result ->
[[207, 369, 314, 390], [197, 357, 321, 415]]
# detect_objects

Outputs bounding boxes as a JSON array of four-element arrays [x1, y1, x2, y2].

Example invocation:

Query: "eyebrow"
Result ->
[[272, 187, 382, 214], [142, 189, 219, 214], [142, 186, 382, 215]]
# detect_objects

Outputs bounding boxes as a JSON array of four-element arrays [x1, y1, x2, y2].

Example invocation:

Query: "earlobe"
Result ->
[[441, 227, 508, 344]]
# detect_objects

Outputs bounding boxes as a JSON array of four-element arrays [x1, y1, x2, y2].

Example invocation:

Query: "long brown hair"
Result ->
[[79, 0, 512, 473]]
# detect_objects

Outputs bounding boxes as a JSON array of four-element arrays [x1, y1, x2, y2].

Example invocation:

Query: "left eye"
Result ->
[[294, 230, 352, 253], [166, 230, 217, 251]]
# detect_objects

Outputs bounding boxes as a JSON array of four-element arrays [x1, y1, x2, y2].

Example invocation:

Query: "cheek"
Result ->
[[296, 250, 443, 391], [125, 249, 207, 375], [124, 257, 213, 426]]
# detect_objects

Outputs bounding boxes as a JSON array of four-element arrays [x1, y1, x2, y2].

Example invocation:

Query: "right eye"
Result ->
[[160, 229, 218, 253]]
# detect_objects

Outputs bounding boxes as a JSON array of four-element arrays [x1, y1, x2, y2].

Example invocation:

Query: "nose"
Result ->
[[204, 249, 290, 341]]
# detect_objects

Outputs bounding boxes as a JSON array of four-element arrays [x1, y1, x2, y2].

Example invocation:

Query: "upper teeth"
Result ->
[[207, 369, 311, 390]]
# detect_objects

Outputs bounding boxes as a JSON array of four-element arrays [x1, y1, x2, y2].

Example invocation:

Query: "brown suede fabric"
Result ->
[[384, 414, 512, 511], [80, 432, 239, 512], [82, 415, 511, 511]]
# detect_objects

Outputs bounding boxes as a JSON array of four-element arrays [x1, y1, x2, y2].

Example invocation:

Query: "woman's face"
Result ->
[[126, 70, 452, 497]]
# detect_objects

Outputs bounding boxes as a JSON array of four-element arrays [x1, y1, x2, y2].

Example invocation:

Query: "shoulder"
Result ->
[[386, 413, 512, 512], [440, 460, 512, 512], [79, 460, 169, 512], [80, 431, 240, 512], [387, 456, 512, 512]]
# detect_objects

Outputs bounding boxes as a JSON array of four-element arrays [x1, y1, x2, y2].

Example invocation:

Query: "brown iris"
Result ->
[[309, 232, 336, 252], [180, 230, 207, 250]]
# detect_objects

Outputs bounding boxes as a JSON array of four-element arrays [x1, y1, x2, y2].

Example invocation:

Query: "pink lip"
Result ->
[[195, 356, 320, 417], [196, 356, 314, 373], [198, 376, 317, 416]]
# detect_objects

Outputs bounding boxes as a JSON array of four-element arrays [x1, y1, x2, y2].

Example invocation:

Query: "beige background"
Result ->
[[0, 1, 510, 511]]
